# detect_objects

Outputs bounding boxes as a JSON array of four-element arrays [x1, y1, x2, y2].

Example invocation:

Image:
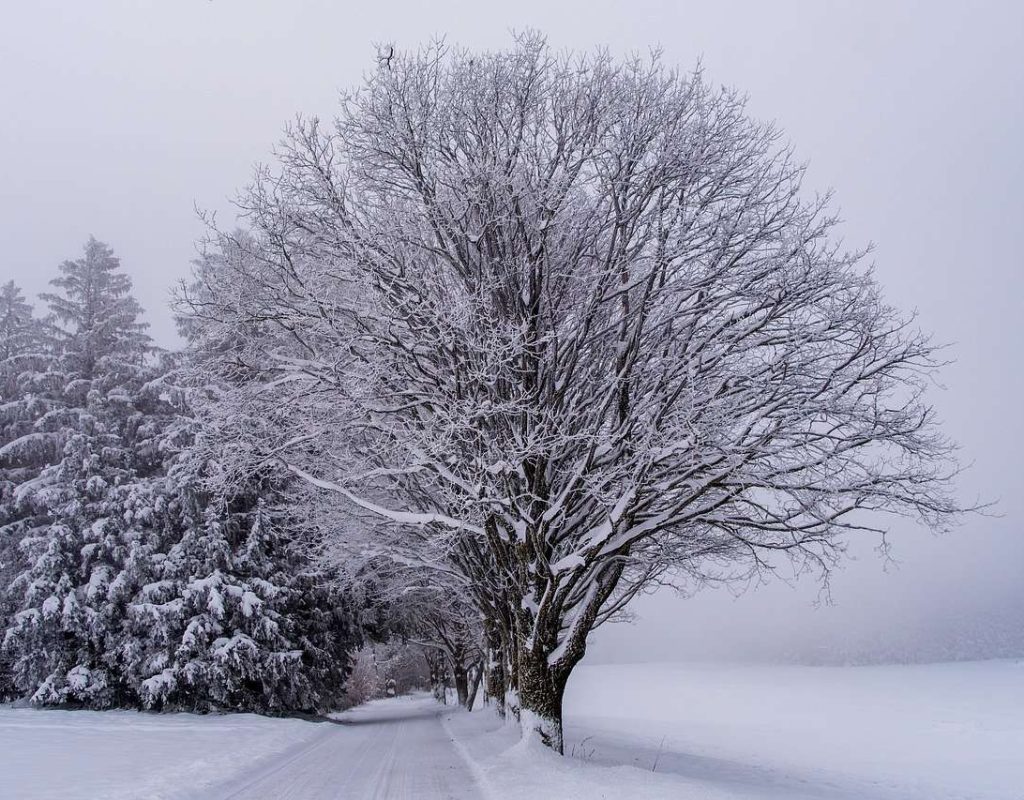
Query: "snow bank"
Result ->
[[0, 707, 324, 800], [443, 706, 691, 800]]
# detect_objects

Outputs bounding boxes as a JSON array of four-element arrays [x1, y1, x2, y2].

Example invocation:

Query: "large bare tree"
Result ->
[[181, 35, 963, 751]]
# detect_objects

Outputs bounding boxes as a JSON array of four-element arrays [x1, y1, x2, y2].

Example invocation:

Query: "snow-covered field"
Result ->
[[562, 660, 1024, 799], [3, 660, 1022, 799]]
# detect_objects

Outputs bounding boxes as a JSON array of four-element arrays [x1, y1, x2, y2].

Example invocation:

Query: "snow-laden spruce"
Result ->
[[1, 239, 359, 712], [0, 280, 55, 697], [1, 239, 165, 705], [180, 36, 965, 751], [132, 404, 360, 714]]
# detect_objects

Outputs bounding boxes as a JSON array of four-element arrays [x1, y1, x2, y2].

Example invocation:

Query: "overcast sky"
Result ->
[[2, 0, 1021, 663]]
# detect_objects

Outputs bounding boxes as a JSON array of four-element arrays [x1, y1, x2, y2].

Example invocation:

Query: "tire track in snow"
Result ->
[[207, 694, 483, 800]]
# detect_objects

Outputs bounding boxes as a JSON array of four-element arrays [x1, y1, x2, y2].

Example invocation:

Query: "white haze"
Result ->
[[1, 0, 1021, 664]]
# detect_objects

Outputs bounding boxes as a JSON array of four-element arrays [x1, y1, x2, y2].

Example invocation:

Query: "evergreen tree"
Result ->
[[3, 239, 358, 711], [133, 406, 359, 714], [0, 280, 58, 507], [0, 281, 56, 697], [40, 237, 150, 384], [0, 281, 44, 369], [2, 239, 175, 706]]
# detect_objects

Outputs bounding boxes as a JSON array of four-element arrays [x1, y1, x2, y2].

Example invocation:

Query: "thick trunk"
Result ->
[[517, 560, 627, 751], [504, 641, 520, 721], [513, 562, 624, 752], [516, 648, 569, 753], [453, 664, 469, 708], [466, 660, 483, 711], [484, 647, 506, 717]]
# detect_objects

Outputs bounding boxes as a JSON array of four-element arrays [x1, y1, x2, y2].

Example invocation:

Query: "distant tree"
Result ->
[[0, 281, 46, 372], [41, 237, 150, 383], [180, 36, 966, 751], [0, 280, 59, 527], [343, 644, 381, 706], [373, 640, 430, 696], [370, 566, 483, 710]]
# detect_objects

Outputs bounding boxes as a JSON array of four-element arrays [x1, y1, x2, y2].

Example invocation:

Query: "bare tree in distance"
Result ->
[[180, 33, 967, 752], [385, 572, 484, 710]]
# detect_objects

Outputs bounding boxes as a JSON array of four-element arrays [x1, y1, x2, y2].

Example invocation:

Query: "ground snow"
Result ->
[[2, 660, 1022, 799], [562, 660, 1024, 800], [450, 660, 1024, 800], [0, 707, 323, 799], [444, 710, 688, 800]]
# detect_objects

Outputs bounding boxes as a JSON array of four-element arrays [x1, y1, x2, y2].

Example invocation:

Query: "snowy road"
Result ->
[[204, 695, 483, 800]]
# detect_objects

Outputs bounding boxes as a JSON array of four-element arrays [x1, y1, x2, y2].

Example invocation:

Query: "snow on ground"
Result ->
[[0, 695, 480, 800], [443, 709, 688, 800], [207, 694, 480, 799], [3, 660, 1022, 799], [0, 705, 324, 800], [441, 658, 1024, 800], [561, 659, 1024, 800]]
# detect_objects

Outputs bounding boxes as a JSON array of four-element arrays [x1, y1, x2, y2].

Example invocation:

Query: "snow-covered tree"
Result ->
[[41, 237, 150, 384], [133, 447, 359, 714], [2, 238, 169, 706], [0, 280, 58, 536], [126, 284, 361, 714], [179, 36, 966, 751], [0, 280, 47, 379], [342, 644, 381, 705], [2, 241, 361, 712], [374, 639, 431, 696], [0, 281, 55, 696], [365, 564, 483, 710]]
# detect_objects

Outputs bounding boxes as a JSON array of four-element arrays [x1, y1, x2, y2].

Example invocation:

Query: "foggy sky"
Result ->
[[2, 0, 1021, 663]]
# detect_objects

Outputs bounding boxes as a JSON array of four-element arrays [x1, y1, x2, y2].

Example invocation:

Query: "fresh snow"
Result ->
[[0, 706, 323, 799], [562, 660, 1024, 800], [0, 695, 481, 800], [443, 710, 688, 800], [3, 660, 1022, 799]]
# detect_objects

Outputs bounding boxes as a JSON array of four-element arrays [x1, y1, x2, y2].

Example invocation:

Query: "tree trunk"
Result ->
[[515, 561, 626, 751], [504, 641, 520, 722], [453, 663, 469, 709], [484, 646, 506, 717], [516, 647, 569, 753], [465, 660, 483, 711], [425, 649, 448, 704]]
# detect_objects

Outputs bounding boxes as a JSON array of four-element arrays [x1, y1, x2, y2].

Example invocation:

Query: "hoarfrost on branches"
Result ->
[[181, 35, 965, 750]]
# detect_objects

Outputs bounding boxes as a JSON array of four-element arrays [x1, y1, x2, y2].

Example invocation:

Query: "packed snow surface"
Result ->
[[2, 660, 1022, 799]]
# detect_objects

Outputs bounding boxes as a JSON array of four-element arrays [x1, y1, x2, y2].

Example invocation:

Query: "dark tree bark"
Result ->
[[452, 662, 469, 708], [516, 648, 571, 752], [424, 649, 448, 704], [465, 659, 483, 711], [484, 644, 507, 718]]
